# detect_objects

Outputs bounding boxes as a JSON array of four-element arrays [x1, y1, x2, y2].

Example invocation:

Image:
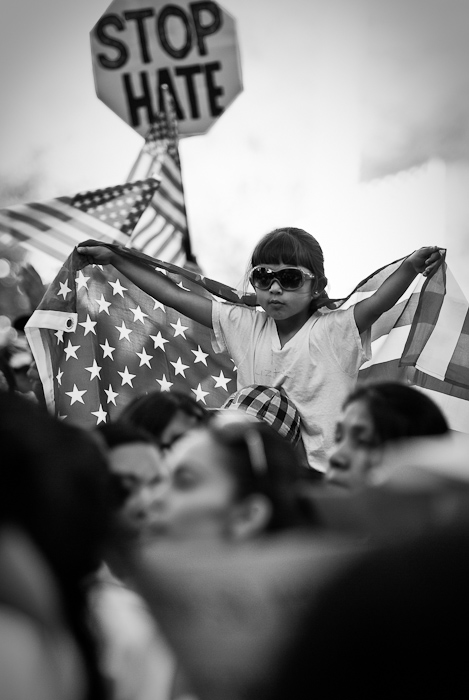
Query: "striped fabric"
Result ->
[[0, 179, 160, 263], [127, 92, 192, 266], [338, 253, 469, 432]]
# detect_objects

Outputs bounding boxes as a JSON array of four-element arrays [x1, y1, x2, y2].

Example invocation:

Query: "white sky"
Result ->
[[0, 0, 467, 298]]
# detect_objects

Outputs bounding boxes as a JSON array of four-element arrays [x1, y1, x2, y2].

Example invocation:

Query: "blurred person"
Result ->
[[0, 391, 112, 700], [124, 414, 360, 700], [271, 525, 469, 699], [97, 422, 168, 544], [1, 313, 43, 401], [0, 348, 16, 391], [326, 381, 449, 492], [92, 422, 176, 700], [149, 413, 307, 542], [118, 389, 209, 453]]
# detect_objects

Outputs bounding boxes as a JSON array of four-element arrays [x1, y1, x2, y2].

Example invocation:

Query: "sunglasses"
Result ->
[[249, 266, 315, 291]]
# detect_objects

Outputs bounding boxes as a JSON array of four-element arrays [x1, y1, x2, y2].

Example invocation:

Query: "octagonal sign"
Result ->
[[91, 0, 243, 137]]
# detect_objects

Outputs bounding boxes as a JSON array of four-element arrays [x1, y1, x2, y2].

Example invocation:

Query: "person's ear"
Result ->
[[228, 494, 272, 541]]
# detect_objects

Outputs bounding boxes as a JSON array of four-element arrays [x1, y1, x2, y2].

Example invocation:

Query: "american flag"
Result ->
[[26, 246, 238, 428], [343, 251, 469, 432], [127, 89, 193, 267], [26, 245, 469, 432], [0, 179, 160, 264]]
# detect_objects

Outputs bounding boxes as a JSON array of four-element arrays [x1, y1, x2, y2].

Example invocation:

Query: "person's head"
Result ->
[[0, 350, 111, 700], [118, 389, 209, 453], [248, 228, 328, 317], [150, 415, 304, 542], [0, 392, 112, 584], [327, 381, 449, 491], [97, 421, 168, 541]]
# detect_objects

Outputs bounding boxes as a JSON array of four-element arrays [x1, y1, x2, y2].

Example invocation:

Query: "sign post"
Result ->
[[90, 0, 243, 137]]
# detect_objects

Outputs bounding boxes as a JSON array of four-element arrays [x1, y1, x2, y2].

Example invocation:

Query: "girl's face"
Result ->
[[149, 430, 239, 541], [253, 263, 315, 323], [326, 400, 383, 491]]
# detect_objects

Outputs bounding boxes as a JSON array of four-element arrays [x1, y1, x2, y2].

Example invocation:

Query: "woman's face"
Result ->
[[326, 400, 383, 491], [149, 430, 239, 541]]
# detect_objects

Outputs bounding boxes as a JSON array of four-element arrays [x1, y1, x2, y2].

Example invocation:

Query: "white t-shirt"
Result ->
[[212, 302, 371, 472]]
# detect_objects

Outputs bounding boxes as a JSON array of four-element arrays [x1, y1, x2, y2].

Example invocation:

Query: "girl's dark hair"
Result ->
[[209, 419, 305, 532], [249, 227, 329, 309], [118, 389, 208, 443], [344, 381, 449, 445]]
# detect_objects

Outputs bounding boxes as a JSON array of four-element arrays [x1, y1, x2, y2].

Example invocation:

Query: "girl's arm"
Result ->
[[77, 243, 213, 329], [353, 246, 442, 335]]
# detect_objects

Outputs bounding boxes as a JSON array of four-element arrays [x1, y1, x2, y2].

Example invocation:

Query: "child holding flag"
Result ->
[[78, 228, 441, 471]]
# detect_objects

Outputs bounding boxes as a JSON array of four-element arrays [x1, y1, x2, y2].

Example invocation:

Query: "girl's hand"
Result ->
[[407, 246, 443, 277], [77, 242, 116, 265]]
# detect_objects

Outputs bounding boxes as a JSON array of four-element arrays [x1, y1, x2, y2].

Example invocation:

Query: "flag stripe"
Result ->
[[131, 211, 166, 248], [49, 200, 133, 244], [0, 204, 129, 260], [0, 180, 157, 264], [414, 267, 468, 380], [126, 101, 190, 263], [160, 157, 183, 193], [152, 182, 186, 226], [359, 358, 469, 433], [28, 202, 121, 247], [360, 325, 411, 369], [0, 219, 73, 260]]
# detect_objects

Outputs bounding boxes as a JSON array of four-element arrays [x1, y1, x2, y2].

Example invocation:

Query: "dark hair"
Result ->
[[0, 392, 112, 699], [249, 227, 329, 309], [97, 421, 155, 449], [118, 389, 208, 443], [208, 419, 305, 532], [344, 381, 449, 445]]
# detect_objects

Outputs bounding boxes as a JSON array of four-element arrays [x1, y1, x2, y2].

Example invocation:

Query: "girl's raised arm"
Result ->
[[353, 246, 442, 335], [77, 243, 213, 329]]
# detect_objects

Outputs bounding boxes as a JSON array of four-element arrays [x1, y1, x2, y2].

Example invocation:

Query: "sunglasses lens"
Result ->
[[277, 269, 304, 290], [251, 267, 274, 290]]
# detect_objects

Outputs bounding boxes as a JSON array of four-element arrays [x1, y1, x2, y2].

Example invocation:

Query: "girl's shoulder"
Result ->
[[214, 298, 268, 330]]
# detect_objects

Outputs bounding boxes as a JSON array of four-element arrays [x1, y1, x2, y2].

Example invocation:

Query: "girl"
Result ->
[[78, 228, 441, 472]]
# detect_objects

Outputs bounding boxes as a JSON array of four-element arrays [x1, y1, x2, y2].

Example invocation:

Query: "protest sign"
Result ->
[[91, 0, 243, 136]]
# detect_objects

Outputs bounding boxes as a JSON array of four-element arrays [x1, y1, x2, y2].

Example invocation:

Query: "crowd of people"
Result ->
[[2, 227, 468, 699]]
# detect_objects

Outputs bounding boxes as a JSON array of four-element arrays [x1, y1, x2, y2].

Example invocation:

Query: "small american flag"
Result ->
[[127, 88, 193, 266], [0, 179, 160, 263], [26, 245, 469, 433]]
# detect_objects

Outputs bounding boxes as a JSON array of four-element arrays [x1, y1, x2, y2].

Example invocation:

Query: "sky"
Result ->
[[1, 0, 469, 297]]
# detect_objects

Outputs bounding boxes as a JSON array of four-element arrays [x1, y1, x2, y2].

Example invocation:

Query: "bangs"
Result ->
[[251, 230, 311, 268]]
